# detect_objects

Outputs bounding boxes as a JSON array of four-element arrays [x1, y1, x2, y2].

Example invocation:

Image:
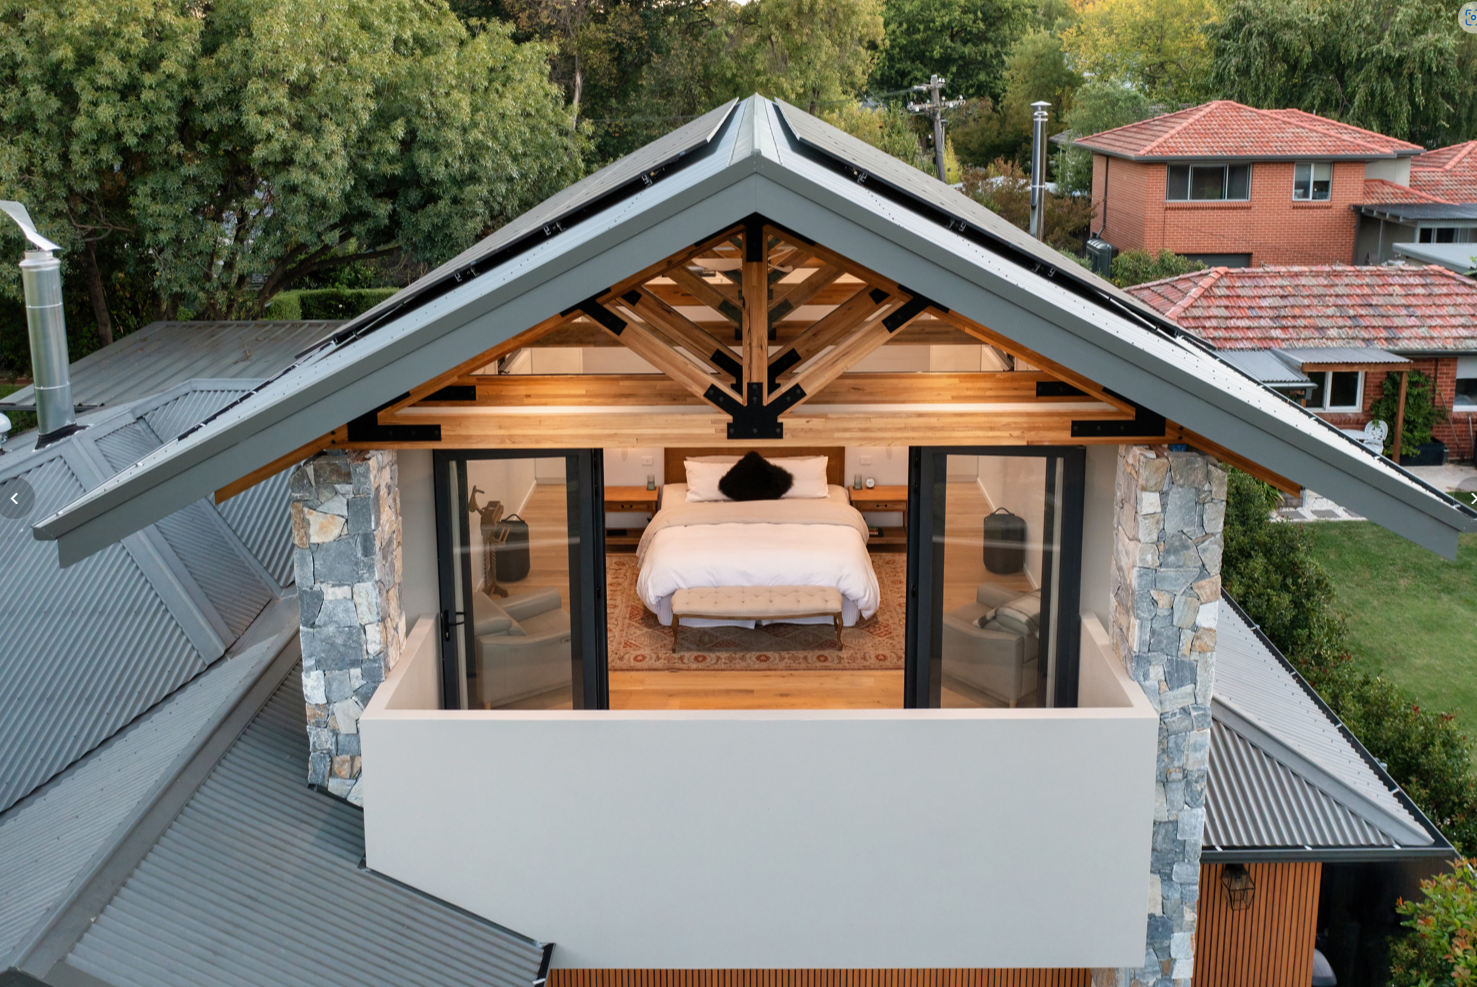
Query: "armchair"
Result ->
[[471, 587, 572, 707], [941, 584, 1041, 708]]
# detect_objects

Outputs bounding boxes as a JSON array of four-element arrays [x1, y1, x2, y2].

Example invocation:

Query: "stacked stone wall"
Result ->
[[1096, 445, 1227, 987], [289, 449, 405, 804]]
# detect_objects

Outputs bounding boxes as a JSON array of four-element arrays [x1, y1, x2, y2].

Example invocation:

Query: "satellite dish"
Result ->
[[0, 201, 61, 253]]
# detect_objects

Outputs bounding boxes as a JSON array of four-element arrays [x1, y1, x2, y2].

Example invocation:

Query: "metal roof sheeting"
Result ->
[[0, 627, 287, 965], [64, 668, 550, 987], [0, 452, 207, 815], [0, 321, 341, 411], [216, 467, 295, 586], [1206, 598, 1440, 851], [1216, 350, 1310, 385], [1281, 346, 1411, 366], [0, 380, 290, 813]]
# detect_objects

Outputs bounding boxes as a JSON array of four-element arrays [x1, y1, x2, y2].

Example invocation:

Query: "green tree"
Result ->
[[1109, 248, 1204, 287], [1061, 0, 1219, 103], [961, 158, 1096, 250], [1055, 79, 1153, 195], [1207, 0, 1477, 147], [0, 0, 583, 323], [822, 104, 927, 166], [1389, 859, 1477, 987], [994, 29, 1083, 154], [872, 0, 1034, 104]]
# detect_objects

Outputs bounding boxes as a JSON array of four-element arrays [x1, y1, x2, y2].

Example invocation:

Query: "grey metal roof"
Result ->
[[29, 95, 1477, 562], [1204, 597, 1448, 857], [0, 381, 286, 814], [1356, 202, 1477, 222], [1280, 346, 1411, 366], [1217, 349, 1311, 385], [58, 664, 550, 987], [0, 321, 341, 411], [1393, 241, 1477, 273], [0, 600, 296, 967]]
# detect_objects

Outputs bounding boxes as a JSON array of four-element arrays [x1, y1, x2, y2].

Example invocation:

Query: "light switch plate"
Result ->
[[641, 456, 653, 465], [860, 456, 872, 465]]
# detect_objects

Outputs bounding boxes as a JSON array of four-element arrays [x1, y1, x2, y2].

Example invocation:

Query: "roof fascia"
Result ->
[[9, 599, 301, 982], [1080, 148, 1399, 163], [1200, 845, 1456, 863], [742, 157, 1476, 555], [33, 166, 767, 566], [1210, 695, 1431, 847]]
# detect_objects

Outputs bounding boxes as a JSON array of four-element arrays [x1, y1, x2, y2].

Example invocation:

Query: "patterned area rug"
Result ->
[[606, 553, 906, 671]]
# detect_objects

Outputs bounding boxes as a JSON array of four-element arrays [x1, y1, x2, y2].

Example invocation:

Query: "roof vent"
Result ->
[[0, 201, 79, 445]]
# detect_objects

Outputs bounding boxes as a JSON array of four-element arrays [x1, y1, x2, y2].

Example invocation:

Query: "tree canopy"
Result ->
[[872, 0, 1034, 103], [0, 0, 583, 325], [1055, 80, 1153, 194], [1207, 0, 1477, 147], [1061, 0, 1219, 104]]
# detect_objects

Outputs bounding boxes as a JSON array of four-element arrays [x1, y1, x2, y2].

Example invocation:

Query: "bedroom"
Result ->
[[432, 437, 1082, 715]]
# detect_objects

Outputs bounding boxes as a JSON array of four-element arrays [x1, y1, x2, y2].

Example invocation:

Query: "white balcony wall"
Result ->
[[361, 615, 1158, 970]]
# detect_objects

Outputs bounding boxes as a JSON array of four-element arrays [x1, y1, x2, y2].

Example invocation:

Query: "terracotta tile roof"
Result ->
[[1410, 141, 1477, 203], [1077, 101, 1423, 161], [1361, 178, 1451, 205], [1126, 265, 1477, 350]]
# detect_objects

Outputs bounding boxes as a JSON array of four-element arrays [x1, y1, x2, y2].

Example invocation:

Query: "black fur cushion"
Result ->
[[718, 452, 794, 501]]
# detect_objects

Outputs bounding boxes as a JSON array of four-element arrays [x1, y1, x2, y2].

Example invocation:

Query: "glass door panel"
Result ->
[[435, 450, 606, 711]]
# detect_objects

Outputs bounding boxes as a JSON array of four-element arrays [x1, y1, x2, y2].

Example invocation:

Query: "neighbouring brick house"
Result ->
[[1077, 101, 1426, 267], [1128, 265, 1477, 461]]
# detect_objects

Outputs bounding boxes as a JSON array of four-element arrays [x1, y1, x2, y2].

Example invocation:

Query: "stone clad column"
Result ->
[[289, 449, 405, 805], [1097, 445, 1227, 987]]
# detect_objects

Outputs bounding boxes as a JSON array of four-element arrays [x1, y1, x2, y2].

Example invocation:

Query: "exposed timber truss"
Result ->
[[221, 217, 1297, 501]]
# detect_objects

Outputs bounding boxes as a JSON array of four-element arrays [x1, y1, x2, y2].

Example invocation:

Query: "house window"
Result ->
[[1456, 357, 1477, 411], [1167, 163, 1252, 201], [1292, 163, 1332, 201], [1418, 227, 1477, 243], [1306, 371, 1363, 411]]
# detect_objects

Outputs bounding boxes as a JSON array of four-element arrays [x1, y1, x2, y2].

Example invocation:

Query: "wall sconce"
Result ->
[[1220, 863, 1255, 911]]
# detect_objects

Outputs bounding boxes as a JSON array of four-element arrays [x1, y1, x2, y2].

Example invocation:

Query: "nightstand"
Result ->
[[604, 486, 660, 552], [848, 485, 908, 552]]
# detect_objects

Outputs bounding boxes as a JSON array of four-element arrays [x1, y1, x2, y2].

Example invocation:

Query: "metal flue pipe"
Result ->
[[1, 201, 77, 443], [1028, 101, 1051, 242]]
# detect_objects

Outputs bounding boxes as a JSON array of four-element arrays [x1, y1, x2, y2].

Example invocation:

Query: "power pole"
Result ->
[[908, 75, 964, 183]]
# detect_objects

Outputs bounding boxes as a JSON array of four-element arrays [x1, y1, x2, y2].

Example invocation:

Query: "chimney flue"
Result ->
[[1, 201, 78, 444], [1029, 101, 1051, 242]]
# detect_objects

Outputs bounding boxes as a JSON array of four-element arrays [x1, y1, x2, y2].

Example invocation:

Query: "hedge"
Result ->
[[263, 287, 398, 321]]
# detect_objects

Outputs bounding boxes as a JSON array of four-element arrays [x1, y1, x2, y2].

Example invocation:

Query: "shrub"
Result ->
[[263, 288, 398, 321], [1389, 859, 1477, 987], [961, 159, 1096, 252], [1223, 468, 1477, 854], [1110, 248, 1205, 288], [1369, 369, 1449, 458]]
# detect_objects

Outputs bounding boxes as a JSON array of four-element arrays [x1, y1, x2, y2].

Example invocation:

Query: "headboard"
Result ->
[[664, 447, 846, 487]]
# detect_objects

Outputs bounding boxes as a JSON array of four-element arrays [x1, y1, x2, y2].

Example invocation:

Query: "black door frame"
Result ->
[[904, 446, 1086, 709], [432, 448, 607, 710]]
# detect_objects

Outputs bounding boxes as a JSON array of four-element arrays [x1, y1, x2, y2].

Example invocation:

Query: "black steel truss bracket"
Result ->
[[1070, 391, 1166, 439], [572, 297, 627, 337], [883, 287, 948, 333], [765, 288, 892, 389], [705, 382, 808, 440], [1036, 380, 1086, 398], [346, 393, 442, 443]]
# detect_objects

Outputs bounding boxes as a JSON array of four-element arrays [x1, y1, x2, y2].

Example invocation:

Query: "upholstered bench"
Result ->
[[670, 585, 844, 651]]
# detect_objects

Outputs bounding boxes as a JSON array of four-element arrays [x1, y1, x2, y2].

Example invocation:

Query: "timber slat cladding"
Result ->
[[1196, 862, 1322, 987], [549, 970, 1092, 987]]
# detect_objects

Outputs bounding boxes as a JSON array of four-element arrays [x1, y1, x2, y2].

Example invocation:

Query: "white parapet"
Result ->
[[361, 613, 1158, 970]]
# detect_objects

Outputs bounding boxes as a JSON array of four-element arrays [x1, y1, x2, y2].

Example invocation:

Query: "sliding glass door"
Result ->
[[433, 450, 606, 710], [904, 447, 1085, 709]]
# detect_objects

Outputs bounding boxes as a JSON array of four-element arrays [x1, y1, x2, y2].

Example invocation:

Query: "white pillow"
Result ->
[[684, 460, 732, 501], [769, 456, 829, 499]]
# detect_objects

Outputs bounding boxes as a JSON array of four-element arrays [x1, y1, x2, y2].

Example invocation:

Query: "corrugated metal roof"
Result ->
[[216, 466, 295, 586], [1356, 202, 1477, 221], [0, 380, 290, 813], [1281, 346, 1411, 365], [1394, 241, 1477, 273], [30, 95, 1477, 564], [1206, 597, 1441, 851], [0, 321, 341, 410], [63, 667, 550, 987], [1217, 350, 1310, 385], [0, 617, 290, 966], [0, 450, 208, 814]]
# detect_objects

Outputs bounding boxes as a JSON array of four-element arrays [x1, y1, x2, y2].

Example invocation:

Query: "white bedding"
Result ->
[[635, 484, 881, 627]]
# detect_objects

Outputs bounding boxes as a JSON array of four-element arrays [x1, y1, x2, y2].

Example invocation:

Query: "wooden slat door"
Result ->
[[1196, 862, 1323, 987]]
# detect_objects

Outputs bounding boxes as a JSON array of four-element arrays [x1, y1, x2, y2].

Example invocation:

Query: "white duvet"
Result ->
[[635, 484, 881, 627]]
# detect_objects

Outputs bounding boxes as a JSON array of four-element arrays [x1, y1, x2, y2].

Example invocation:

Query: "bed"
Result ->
[[634, 447, 881, 628]]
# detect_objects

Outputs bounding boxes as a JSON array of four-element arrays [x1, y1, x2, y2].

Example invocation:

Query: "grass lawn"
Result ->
[[0, 384, 17, 400], [1304, 521, 1477, 737]]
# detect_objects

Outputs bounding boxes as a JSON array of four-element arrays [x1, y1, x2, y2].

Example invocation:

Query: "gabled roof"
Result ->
[[1127, 264, 1477, 352], [1362, 178, 1450, 205], [26, 95, 1477, 557], [1076, 101, 1423, 162], [0, 380, 285, 815], [1410, 140, 1477, 204], [1204, 597, 1449, 859], [0, 320, 341, 412]]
